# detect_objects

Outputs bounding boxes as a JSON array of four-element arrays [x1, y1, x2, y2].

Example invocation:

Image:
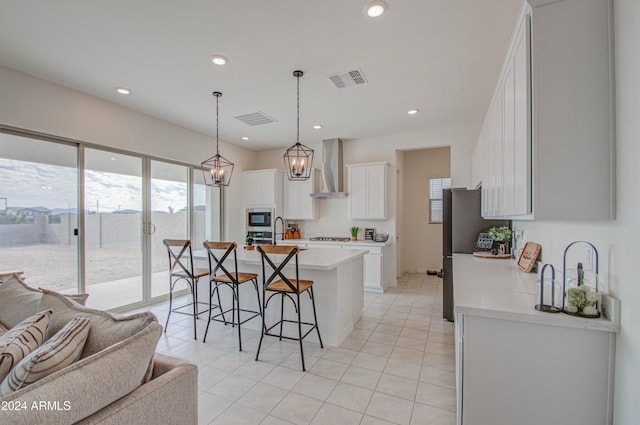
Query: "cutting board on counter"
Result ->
[[516, 242, 542, 272], [472, 252, 511, 259]]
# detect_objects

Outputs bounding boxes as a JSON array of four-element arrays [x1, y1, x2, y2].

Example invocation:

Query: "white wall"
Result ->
[[0, 65, 258, 243], [254, 127, 476, 278], [511, 0, 639, 421], [402, 147, 451, 273]]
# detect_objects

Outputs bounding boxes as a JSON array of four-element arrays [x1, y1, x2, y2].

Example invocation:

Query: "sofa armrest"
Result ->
[[76, 353, 198, 425]]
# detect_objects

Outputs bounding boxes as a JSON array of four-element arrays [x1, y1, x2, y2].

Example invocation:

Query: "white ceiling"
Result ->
[[0, 0, 521, 151]]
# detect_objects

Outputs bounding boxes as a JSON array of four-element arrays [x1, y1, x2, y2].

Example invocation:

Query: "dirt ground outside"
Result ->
[[0, 244, 168, 291]]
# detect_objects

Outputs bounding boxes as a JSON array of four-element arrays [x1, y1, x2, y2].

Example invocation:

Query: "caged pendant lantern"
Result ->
[[201, 91, 234, 187], [283, 70, 314, 181]]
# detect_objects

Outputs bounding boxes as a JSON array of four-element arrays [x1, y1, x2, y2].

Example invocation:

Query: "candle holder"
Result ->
[[535, 264, 562, 313]]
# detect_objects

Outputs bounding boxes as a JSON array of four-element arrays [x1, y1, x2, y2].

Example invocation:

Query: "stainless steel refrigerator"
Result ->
[[442, 188, 510, 321]]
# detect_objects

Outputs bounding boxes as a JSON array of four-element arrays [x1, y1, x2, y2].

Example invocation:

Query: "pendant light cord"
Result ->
[[216, 93, 220, 155], [296, 73, 300, 145]]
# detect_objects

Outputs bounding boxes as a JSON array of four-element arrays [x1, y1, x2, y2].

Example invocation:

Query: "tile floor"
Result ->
[[139, 273, 456, 425]]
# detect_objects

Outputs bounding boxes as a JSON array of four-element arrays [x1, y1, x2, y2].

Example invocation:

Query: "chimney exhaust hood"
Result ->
[[310, 138, 348, 198]]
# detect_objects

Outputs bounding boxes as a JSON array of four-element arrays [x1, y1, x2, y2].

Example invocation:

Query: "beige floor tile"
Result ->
[[338, 337, 367, 352], [198, 391, 232, 425], [309, 358, 349, 380], [425, 341, 455, 357], [419, 366, 456, 388], [262, 365, 305, 391], [399, 327, 429, 341], [355, 319, 379, 330], [341, 365, 382, 390], [376, 373, 418, 401], [206, 374, 258, 401], [351, 352, 389, 372], [365, 392, 414, 425], [260, 416, 296, 425], [236, 382, 288, 414], [395, 336, 427, 352], [327, 381, 373, 413], [234, 359, 277, 381], [368, 330, 399, 345], [270, 392, 323, 425], [310, 403, 363, 425], [411, 402, 456, 425], [292, 372, 338, 401], [422, 352, 455, 373], [198, 364, 231, 392], [210, 403, 266, 425], [360, 415, 397, 425], [321, 347, 358, 365], [390, 346, 425, 364], [361, 341, 395, 357], [415, 382, 456, 412], [383, 358, 421, 380], [375, 323, 404, 335]]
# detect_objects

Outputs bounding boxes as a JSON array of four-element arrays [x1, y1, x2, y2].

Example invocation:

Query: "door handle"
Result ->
[[149, 223, 156, 235]]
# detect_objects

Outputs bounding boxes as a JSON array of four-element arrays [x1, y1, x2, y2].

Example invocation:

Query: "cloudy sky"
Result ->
[[0, 159, 205, 213]]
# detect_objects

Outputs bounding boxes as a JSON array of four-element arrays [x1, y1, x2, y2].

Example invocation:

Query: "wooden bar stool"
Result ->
[[163, 239, 211, 340], [202, 241, 261, 351], [255, 245, 323, 371]]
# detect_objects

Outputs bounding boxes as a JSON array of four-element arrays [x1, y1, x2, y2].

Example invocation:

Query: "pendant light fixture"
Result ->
[[283, 70, 314, 181], [201, 91, 234, 187]]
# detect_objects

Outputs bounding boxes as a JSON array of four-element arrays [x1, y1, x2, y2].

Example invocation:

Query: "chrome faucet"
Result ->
[[274, 216, 285, 245]]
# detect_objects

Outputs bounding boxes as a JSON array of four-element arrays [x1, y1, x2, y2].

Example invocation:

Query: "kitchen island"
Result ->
[[453, 254, 619, 425], [193, 247, 366, 347]]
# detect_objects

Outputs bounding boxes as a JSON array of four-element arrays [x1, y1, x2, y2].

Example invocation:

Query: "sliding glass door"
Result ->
[[84, 149, 143, 309], [150, 160, 189, 299], [0, 132, 79, 292], [1, 129, 222, 310]]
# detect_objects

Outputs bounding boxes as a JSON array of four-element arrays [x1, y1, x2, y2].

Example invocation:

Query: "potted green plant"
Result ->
[[350, 226, 359, 241], [488, 226, 512, 254], [245, 236, 254, 250]]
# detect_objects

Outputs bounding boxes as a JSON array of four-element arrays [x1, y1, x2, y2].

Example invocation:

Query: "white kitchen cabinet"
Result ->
[[454, 254, 618, 425], [363, 247, 383, 293], [283, 169, 320, 220], [242, 169, 283, 210], [477, 0, 613, 220], [457, 313, 615, 425], [299, 240, 392, 293], [347, 162, 388, 220]]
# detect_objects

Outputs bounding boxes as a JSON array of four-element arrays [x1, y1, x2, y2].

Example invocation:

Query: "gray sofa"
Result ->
[[0, 274, 198, 425]]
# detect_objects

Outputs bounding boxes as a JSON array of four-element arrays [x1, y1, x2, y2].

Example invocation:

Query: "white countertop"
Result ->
[[193, 247, 367, 271], [453, 253, 619, 332], [289, 238, 391, 247]]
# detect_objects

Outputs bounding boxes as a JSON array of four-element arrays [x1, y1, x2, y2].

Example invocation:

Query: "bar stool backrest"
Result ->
[[203, 241, 238, 281], [257, 245, 301, 292], [163, 239, 196, 278]]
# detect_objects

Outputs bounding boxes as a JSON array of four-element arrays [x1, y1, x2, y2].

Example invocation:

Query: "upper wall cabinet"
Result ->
[[476, 0, 615, 220], [242, 169, 284, 210], [283, 169, 320, 220], [347, 162, 388, 220]]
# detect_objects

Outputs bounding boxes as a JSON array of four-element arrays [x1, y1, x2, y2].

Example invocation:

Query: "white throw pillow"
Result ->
[[0, 310, 52, 383], [0, 316, 90, 397]]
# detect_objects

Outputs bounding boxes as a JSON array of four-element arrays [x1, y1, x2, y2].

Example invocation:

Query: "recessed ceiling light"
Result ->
[[115, 87, 130, 95], [242, 136, 249, 141], [313, 125, 322, 129], [211, 55, 228, 66], [407, 108, 419, 115], [366, 1, 388, 18]]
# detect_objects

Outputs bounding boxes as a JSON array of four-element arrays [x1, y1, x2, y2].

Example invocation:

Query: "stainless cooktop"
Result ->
[[309, 236, 351, 242]]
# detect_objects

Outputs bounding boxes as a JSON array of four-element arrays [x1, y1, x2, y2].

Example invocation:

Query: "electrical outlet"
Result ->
[[514, 229, 524, 240]]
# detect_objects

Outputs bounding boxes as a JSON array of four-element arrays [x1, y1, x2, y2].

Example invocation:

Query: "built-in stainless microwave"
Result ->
[[247, 208, 274, 230]]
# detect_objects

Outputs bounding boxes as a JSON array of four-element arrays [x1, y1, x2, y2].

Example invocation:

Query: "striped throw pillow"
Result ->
[[0, 316, 91, 396], [0, 310, 52, 383], [0, 323, 8, 337]]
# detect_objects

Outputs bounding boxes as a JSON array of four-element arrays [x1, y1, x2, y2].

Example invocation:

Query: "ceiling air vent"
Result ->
[[234, 111, 277, 126], [328, 68, 368, 89]]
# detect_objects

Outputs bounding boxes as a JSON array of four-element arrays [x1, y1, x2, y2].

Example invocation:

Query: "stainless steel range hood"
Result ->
[[310, 138, 348, 198]]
